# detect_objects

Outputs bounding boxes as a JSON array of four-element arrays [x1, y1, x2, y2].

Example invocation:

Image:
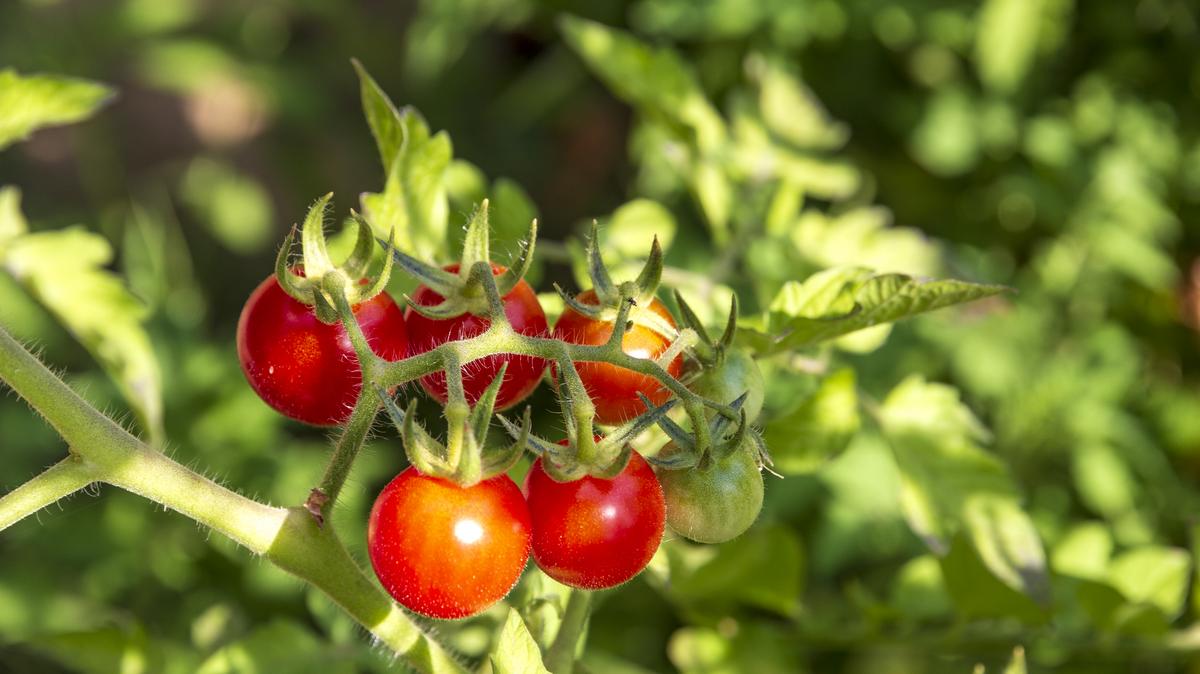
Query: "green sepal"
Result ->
[[469, 362, 508, 441], [554, 282, 603, 319], [585, 220, 618, 304], [673, 289, 713, 347], [717, 294, 739, 351], [494, 217, 538, 297], [481, 407, 530, 479], [589, 442, 633, 480], [342, 211, 380, 281], [632, 235, 664, 305], [497, 413, 564, 461], [459, 199, 491, 281], [273, 195, 395, 310], [375, 386, 452, 477], [383, 241, 460, 297]]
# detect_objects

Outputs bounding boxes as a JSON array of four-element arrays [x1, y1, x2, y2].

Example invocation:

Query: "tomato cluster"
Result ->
[[238, 220, 764, 621]]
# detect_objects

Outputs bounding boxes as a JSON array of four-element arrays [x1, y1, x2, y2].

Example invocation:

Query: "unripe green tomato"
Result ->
[[688, 349, 765, 422], [658, 441, 764, 544]]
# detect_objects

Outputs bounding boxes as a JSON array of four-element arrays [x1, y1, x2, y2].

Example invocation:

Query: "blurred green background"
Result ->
[[2, 0, 1200, 672]]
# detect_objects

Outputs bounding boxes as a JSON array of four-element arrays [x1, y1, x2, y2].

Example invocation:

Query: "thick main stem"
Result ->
[[545, 589, 593, 674], [0, 325, 467, 673]]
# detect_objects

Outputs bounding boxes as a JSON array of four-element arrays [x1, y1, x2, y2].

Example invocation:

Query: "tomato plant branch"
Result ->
[[544, 589, 593, 674], [0, 455, 94, 531], [311, 392, 381, 523], [0, 325, 468, 673]]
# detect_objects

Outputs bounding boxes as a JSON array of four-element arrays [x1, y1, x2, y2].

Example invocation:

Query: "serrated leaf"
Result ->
[[353, 60, 406, 172], [762, 368, 859, 474], [0, 69, 113, 150], [741, 268, 1008, 354], [360, 106, 452, 262], [880, 377, 1048, 604], [1, 192, 162, 440], [490, 609, 551, 674]]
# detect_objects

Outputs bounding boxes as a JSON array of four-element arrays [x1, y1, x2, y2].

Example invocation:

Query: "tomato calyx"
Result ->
[[554, 222, 679, 344], [497, 380, 677, 481], [387, 200, 537, 321], [645, 390, 769, 472], [274, 192, 396, 324], [376, 363, 530, 487]]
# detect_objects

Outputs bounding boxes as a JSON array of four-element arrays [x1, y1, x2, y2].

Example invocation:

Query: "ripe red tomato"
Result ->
[[405, 263, 548, 411], [237, 274, 407, 426], [368, 467, 532, 620], [552, 290, 682, 425], [523, 448, 665, 589]]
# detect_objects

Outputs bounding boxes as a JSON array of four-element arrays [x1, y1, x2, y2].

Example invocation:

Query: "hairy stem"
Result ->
[[314, 393, 381, 518], [0, 325, 467, 673], [545, 589, 593, 674], [0, 455, 95, 531]]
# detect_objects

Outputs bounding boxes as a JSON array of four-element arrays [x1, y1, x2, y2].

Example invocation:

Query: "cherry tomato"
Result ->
[[367, 467, 532, 620], [237, 274, 407, 426], [658, 441, 764, 544], [405, 263, 548, 411], [687, 349, 765, 422], [552, 290, 682, 425], [523, 448, 665, 589]]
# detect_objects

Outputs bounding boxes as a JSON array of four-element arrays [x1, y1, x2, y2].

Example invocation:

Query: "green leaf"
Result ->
[[753, 57, 847, 150], [490, 609, 551, 674], [197, 620, 355, 674], [880, 377, 1049, 604], [0, 69, 113, 150], [741, 268, 1008, 354], [353, 60, 406, 173], [559, 15, 724, 151], [1051, 522, 1113, 581], [666, 525, 804, 617], [1, 190, 163, 440], [762, 368, 859, 474], [1107, 546, 1191, 620], [975, 0, 1044, 94], [360, 105, 452, 262], [0, 185, 28, 247]]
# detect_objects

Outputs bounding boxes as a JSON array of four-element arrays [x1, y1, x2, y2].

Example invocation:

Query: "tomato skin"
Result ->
[[237, 274, 407, 426], [367, 467, 532, 620], [405, 263, 548, 411], [658, 442, 764, 544], [688, 349, 765, 422], [552, 290, 682, 425], [523, 450, 665, 590]]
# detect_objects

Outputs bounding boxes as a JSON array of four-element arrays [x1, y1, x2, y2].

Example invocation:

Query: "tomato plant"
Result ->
[[406, 262, 548, 410], [367, 467, 531, 620], [523, 448, 665, 590], [237, 273, 407, 426], [553, 290, 683, 425]]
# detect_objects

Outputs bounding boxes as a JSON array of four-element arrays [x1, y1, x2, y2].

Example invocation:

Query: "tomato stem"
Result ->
[[544, 588, 593, 674], [313, 392, 381, 521]]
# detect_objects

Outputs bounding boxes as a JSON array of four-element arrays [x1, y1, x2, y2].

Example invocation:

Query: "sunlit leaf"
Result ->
[[359, 101, 452, 262], [763, 368, 859, 474], [490, 608, 551, 674], [740, 267, 1008, 354], [0, 189, 162, 441], [975, 0, 1043, 94], [880, 377, 1049, 604], [1107, 546, 1191, 620], [0, 69, 113, 150]]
